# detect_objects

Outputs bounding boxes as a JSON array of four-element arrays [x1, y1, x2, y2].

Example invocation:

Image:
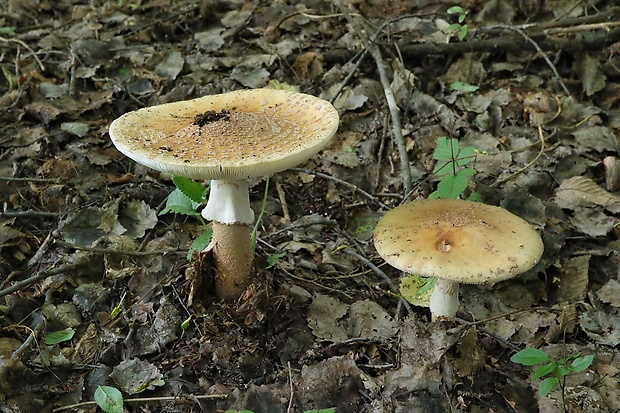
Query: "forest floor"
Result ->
[[0, 1, 619, 412]]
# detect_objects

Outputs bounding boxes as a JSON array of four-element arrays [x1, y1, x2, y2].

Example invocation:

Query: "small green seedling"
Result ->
[[511, 348, 594, 411], [447, 6, 469, 41], [429, 136, 480, 201]]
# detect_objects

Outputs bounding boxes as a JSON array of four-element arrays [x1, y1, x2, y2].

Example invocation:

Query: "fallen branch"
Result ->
[[337, 2, 413, 199], [323, 26, 620, 63]]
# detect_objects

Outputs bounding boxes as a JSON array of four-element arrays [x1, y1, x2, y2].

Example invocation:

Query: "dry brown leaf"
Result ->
[[554, 176, 620, 213]]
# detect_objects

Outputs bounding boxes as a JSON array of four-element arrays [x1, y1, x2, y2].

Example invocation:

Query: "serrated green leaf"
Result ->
[[160, 189, 201, 216], [467, 191, 484, 202], [187, 230, 213, 261], [571, 354, 594, 372], [94, 385, 124, 413], [433, 137, 458, 161], [532, 362, 556, 380], [44, 327, 75, 345], [431, 173, 468, 199], [511, 348, 550, 366], [456, 146, 476, 166], [538, 377, 559, 397], [172, 176, 207, 204], [554, 364, 570, 378], [449, 81, 479, 92]]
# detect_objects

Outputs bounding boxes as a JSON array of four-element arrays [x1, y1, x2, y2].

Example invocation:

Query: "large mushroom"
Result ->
[[109, 89, 339, 300], [373, 199, 543, 321]]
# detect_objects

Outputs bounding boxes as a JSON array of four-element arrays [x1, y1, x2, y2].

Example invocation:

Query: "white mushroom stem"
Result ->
[[202, 179, 255, 300], [429, 278, 460, 321]]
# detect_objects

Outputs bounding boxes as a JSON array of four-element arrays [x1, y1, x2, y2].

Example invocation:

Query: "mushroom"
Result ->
[[373, 199, 543, 321], [109, 89, 339, 299]]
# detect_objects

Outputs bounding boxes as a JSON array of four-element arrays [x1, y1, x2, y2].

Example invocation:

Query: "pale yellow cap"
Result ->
[[108, 89, 339, 179], [374, 199, 543, 284]]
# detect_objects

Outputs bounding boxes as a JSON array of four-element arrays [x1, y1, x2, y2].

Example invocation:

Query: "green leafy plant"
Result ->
[[94, 385, 124, 413], [511, 348, 594, 412], [447, 6, 469, 41], [429, 136, 480, 201], [159, 176, 211, 260]]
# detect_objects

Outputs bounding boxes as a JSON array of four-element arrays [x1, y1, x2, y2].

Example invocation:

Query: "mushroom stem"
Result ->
[[201, 179, 255, 300], [210, 222, 253, 300], [429, 278, 460, 321]]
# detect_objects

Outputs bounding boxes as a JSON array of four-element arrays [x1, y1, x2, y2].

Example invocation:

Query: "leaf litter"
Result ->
[[0, 1, 619, 412]]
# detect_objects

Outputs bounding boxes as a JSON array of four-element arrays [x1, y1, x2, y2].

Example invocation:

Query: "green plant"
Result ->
[[511, 348, 594, 412], [429, 136, 480, 201], [94, 385, 123, 413], [159, 176, 211, 260], [447, 6, 469, 41]]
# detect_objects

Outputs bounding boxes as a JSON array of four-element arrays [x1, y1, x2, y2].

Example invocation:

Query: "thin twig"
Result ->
[[491, 125, 546, 187], [275, 177, 291, 223], [492, 25, 570, 95], [291, 167, 390, 209], [286, 361, 294, 413], [0, 176, 62, 183], [25, 231, 56, 270], [336, 2, 413, 199], [52, 393, 227, 412], [55, 240, 183, 256], [0, 263, 79, 298], [0, 210, 61, 218], [0, 35, 46, 71], [344, 249, 413, 316]]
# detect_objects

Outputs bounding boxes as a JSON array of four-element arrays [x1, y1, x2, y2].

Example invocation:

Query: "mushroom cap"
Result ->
[[108, 89, 339, 179], [373, 199, 544, 284]]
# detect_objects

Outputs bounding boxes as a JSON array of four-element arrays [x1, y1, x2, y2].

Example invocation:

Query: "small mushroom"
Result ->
[[373, 199, 544, 321], [109, 89, 339, 300]]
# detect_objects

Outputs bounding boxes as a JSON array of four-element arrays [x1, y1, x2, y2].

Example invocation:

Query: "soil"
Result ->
[[1, 1, 619, 413]]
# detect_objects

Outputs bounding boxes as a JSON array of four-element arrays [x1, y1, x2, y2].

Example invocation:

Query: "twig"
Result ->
[[0, 176, 62, 183], [344, 249, 413, 316], [491, 25, 570, 95], [336, 2, 413, 199], [55, 240, 183, 256], [286, 361, 294, 413], [52, 393, 227, 412], [290, 167, 390, 209], [491, 125, 546, 187], [0, 263, 79, 298], [275, 177, 291, 223], [11, 289, 53, 360], [0, 210, 61, 218], [322, 27, 620, 63], [25, 231, 56, 270], [0, 35, 46, 71]]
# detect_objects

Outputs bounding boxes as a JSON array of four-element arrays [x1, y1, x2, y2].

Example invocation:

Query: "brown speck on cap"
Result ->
[[373, 199, 544, 284], [108, 89, 339, 180]]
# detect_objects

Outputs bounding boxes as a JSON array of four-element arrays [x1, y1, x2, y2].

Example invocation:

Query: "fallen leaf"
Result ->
[[554, 176, 620, 213]]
